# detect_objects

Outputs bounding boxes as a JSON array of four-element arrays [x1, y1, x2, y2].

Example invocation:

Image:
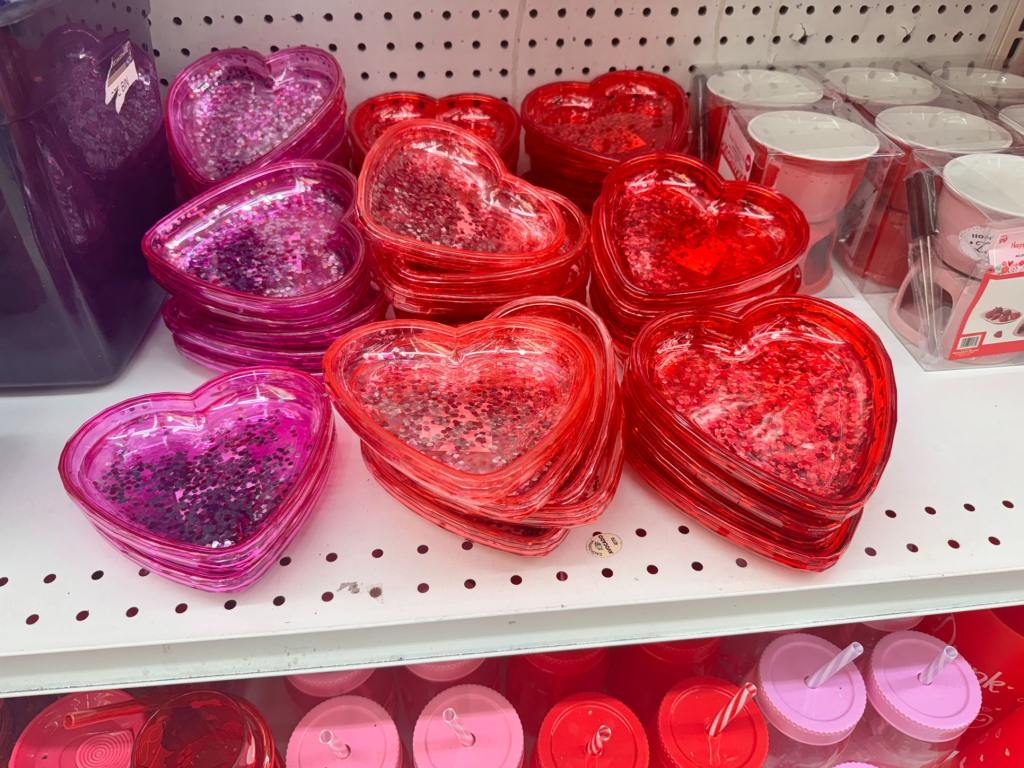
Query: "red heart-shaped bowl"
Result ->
[[167, 48, 346, 194], [59, 367, 335, 589], [357, 120, 565, 265], [628, 296, 897, 516], [522, 71, 689, 174], [143, 161, 364, 320], [323, 317, 597, 519], [349, 91, 520, 171]]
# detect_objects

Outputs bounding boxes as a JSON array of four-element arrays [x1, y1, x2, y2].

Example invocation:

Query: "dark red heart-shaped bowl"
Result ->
[[522, 71, 689, 172], [357, 120, 565, 267], [323, 317, 597, 517], [166, 47, 346, 191], [593, 153, 809, 306], [349, 91, 520, 171], [628, 296, 897, 515], [143, 161, 366, 320], [59, 367, 335, 562]]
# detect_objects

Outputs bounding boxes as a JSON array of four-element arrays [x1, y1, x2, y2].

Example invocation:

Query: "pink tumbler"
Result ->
[[508, 649, 609, 735], [287, 668, 398, 716], [412, 684, 524, 768], [399, 659, 501, 722], [608, 640, 720, 723], [286, 695, 406, 768], [752, 633, 867, 768], [845, 630, 982, 767]]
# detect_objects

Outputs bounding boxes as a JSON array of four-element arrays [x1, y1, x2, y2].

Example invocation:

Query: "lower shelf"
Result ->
[[1, 294, 1022, 696]]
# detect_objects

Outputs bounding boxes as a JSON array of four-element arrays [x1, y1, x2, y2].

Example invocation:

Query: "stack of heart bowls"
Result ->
[[166, 47, 349, 198], [590, 153, 810, 350], [323, 296, 623, 555], [58, 368, 336, 591], [521, 71, 690, 208], [143, 160, 385, 373], [623, 295, 898, 570], [357, 120, 588, 322], [348, 91, 521, 171]]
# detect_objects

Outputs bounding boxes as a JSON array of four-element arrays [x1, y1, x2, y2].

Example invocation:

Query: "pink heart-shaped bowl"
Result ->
[[323, 317, 597, 519], [142, 161, 364, 320], [356, 120, 565, 266], [58, 367, 335, 589], [522, 71, 689, 175], [349, 91, 520, 171], [628, 296, 897, 516], [166, 47, 346, 194]]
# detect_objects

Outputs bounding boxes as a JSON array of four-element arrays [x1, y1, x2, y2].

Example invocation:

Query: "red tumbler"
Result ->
[[607, 640, 720, 723], [508, 649, 609, 735], [533, 693, 649, 768]]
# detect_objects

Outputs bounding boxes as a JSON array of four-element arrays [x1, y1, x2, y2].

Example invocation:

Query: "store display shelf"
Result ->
[[1, 294, 1022, 697]]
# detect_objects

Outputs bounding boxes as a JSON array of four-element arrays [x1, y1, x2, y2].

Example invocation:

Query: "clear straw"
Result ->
[[920, 646, 959, 686], [319, 730, 352, 759], [806, 642, 864, 689], [442, 707, 476, 747]]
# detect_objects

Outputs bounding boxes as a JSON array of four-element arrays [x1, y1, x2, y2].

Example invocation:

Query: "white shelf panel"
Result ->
[[1, 295, 1023, 697]]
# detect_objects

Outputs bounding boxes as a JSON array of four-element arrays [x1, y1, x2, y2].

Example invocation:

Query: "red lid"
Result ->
[[656, 678, 769, 768], [525, 649, 608, 676], [535, 693, 649, 768], [641, 639, 721, 667]]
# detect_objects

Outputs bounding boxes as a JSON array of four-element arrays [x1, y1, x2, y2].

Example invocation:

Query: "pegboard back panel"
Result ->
[[146, 1, 1024, 104]]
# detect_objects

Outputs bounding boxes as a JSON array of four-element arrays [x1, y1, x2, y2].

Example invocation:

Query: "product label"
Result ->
[[105, 42, 138, 114], [958, 225, 995, 264], [717, 111, 755, 181], [950, 270, 1024, 359], [988, 226, 1024, 273], [586, 532, 622, 558]]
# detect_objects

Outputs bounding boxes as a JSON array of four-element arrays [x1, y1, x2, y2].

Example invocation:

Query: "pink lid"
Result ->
[[756, 633, 866, 746], [407, 659, 485, 683], [286, 695, 401, 768], [834, 764, 880, 767], [867, 630, 982, 743], [288, 668, 376, 698], [9, 690, 146, 768], [413, 684, 523, 768], [863, 617, 922, 632]]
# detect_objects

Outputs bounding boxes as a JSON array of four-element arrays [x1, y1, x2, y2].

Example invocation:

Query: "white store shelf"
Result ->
[[1, 294, 1023, 697]]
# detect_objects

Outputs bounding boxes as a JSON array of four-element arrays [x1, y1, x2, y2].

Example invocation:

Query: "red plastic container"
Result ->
[[532, 693, 648, 768], [508, 649, 609, 735], [607, 640, 720, 723]]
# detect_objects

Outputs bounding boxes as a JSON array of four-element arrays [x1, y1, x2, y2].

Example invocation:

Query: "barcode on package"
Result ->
[[957, 335, 983, 350]]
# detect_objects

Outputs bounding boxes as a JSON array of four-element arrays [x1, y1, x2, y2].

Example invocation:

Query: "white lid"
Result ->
[[999, 104, 1024, 135], [747, 110, 880, 162], [874, 106, 1013, 152], [707, 68, 824, 107], [933, 66, 1024, 101], [943, 153, 1024, 217], [825, 67, 941, 106]]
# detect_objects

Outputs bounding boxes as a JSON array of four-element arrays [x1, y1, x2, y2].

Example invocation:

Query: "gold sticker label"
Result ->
[[587, 532, 623, 558]]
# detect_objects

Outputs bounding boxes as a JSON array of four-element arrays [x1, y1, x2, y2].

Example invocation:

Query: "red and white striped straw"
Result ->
[[806, 642, 864, 689], [919, 645, 959, 686], [586, 725, 612, 756], [708, 683, 757, 737]]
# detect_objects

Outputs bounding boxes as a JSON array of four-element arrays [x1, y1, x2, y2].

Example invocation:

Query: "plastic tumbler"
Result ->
[[508, 649, 609, 735], [412, 684, 524, 768], [286, 695, 405, 768], [654, 677, 769, 768], [288, 669, 398, 715], [608, 640, 720, 724], [835, 764, 879, 767], [752, 633, 867, 768], [399, 659, 501, 722], [533, 693, 649, 768], [940, 702, 1024, 766], [844, 630, 982, 767]]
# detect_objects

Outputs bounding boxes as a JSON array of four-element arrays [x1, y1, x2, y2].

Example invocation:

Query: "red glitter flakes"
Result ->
[[624, 296, 898, 571]]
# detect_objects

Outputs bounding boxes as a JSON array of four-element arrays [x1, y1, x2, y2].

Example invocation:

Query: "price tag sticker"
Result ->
[[105, 42, 138, 114]]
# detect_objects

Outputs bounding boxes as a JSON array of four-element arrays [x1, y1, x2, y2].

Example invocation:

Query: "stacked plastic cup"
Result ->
[[507, 650, 609, 735], [287, 669, 398, 717], [844, 630, 982, 767], [398, 660, 502, 723], [412, 685, 524, 768], [533, 693, 649, 768], [287, 696, 406, 768], [607, 640, 721, 723], [167, 47, 349, 197]]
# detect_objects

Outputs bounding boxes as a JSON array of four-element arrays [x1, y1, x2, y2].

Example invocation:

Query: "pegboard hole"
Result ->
[[678, 525, 690, 535], [91, 570, 104, 581], [953, 31, 963, 42], [635, 528, 647, 537], [925, 506, 937, 515], [384, 11, 393, 20], [233, 14, 242, 23], [964, 3, 973, 12], [938, 4, 947, 12], [263, 14, 272, 23], [273, 596, 286, 606], [725, 4, 734, 14], [881, 507, 896, 517], [698, 5, 708, 15], [865, 546, 878, 557], [76, 610, 89, 621], [464, 579, 476, 589], [851, 34, 860, 43], [693, 35, 702, 45], [0, 576, 7, 587], [172, 15, 181, 25], [833, 4, 842, 12], [510, 574, 523, 585], [369, 587, 383, 598], [43, 573, 56, 584], [417, 583, 430, 593], [948, 539, 961, 549], [964, 503, 976, 511], [126, 607, 139, 618], [691, 561, 704, 572], [26, 614, 39, 626], [326, 552, 338, 562], [1002, 499, 1015, 508], [354, 12, 363, 21], [372, 548, 384, 559], [278, 557, 291, 567], [927, 33, 936, 43], [557, 7, 566, 17], [602, 568, 614, 578], [138, 568, 149, 577], [462, 541, 474, 551], [647, 564, 659, 574], [906, 543, 919, 553], [321, 591, 334, 602], [417, 545, 429, 555], [615, 7, 625, 17], [989, 536, 1002, 546], [912, 4, 921, 12], [224, 600, 237, 610], [556, 571, 569, 582], [736, 558, 748, 568], [175, 603, 188, 614], [324, 12, 334, 21], [202, 15, 212, 24]]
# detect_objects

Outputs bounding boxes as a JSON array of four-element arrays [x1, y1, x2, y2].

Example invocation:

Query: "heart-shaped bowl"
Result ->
[[323, 317, 597, 517], [349, 91, 520, 170], [628, 296, 897, 515], [521, 71, 690, 174], [59, 367, 335, 568], [143, 161, 366, 320], [357, 120, 565, 267], [166, 47, 346, 193]]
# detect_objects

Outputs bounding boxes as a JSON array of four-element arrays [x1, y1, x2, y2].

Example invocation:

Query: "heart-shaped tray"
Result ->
[[166, 47, 346, 192], [522, 71, 689, 173], [349, 91, 520, 170], [323, 317, 597, 519], [629, 296, 897, 514], [143, 161, 363, 320], [357, 120, 564, 265], [59, 367, 335, 563]]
